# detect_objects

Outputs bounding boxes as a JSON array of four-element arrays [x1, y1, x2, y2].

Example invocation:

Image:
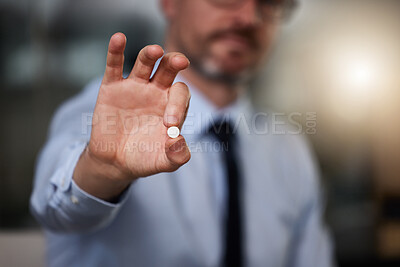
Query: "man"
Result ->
[[31, 0, 334, 266]]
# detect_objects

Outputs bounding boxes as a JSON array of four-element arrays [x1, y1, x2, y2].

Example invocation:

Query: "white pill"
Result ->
[[167, 126, 180, 139]]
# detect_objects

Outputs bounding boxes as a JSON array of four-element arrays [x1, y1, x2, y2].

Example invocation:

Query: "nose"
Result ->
[[233, 0, 263, 27]]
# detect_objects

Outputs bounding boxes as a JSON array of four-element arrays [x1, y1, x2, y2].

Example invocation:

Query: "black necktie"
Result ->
[[208, 120, 243, 267]]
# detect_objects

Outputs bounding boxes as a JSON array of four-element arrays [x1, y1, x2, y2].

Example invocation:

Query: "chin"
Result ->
[[187, 46, 258, 84], [198, 57, 253, 85], [221, 63, 250, 75], [215, 51, 256, 73]]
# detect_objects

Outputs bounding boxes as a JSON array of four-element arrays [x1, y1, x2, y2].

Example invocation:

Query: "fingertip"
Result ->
[[147, 45, 164, 60], [164, 115, 180, 128], [171, 54, 190, 70], [109, 32, 127, 53], [172, 81, 190, 93], [166, 137, 191, 164], [112, 32, 126, 42], [166, 135, 183, 149]]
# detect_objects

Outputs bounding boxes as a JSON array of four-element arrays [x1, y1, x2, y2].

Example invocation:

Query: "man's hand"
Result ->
[[73, 33, 191, 201]]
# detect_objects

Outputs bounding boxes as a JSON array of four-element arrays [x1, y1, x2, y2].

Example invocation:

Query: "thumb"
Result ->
[[165, 136, 191, 169]]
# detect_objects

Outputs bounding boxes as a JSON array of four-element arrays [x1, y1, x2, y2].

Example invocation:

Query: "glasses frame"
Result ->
[[206, 0, 298, 21]]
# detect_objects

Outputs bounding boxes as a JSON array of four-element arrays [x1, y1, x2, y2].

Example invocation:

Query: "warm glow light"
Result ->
[[340, 59, 378, 100], [350, 62, 374, 87], [332, 50, 382, 95], [326, 48, 384, 122]]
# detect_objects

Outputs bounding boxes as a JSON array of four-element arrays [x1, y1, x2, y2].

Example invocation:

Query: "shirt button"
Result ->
[[71, 195, 79, 204]]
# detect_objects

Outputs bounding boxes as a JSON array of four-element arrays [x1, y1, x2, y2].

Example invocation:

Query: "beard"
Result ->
[[175, 26, 262, 86]]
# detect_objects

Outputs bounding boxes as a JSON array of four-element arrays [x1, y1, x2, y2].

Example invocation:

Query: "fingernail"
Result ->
[[165, 115, 179, 126], [169, 139, 185, 152]]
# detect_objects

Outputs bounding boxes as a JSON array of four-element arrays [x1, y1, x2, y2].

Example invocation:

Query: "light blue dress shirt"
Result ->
[[31, 75, 334, 267]]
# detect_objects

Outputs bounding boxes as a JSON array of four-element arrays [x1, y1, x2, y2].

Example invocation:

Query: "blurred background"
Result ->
[[0, 0, 399, 266]]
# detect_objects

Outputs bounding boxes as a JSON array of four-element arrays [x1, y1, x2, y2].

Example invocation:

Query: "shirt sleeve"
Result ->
[[30, 78, 130, 233]]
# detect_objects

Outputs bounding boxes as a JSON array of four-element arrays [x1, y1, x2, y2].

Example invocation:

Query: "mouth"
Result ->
[[214, 33, 255, 52]]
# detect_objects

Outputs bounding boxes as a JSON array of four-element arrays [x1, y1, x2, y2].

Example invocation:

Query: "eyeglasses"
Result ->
[[206, 0, 297, 20]]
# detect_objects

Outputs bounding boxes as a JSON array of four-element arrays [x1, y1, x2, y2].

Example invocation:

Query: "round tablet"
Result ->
[[167, 126, 180, 139]]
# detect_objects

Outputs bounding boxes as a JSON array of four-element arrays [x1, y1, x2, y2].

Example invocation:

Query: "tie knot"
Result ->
[[207, 120, 235, 144]]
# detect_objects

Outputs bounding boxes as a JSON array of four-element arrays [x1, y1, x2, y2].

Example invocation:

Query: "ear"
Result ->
[[160, 0, 176, 21]]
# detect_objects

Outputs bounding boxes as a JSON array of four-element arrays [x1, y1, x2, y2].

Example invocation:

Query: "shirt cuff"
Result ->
[[49, 140, 130, 222]]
